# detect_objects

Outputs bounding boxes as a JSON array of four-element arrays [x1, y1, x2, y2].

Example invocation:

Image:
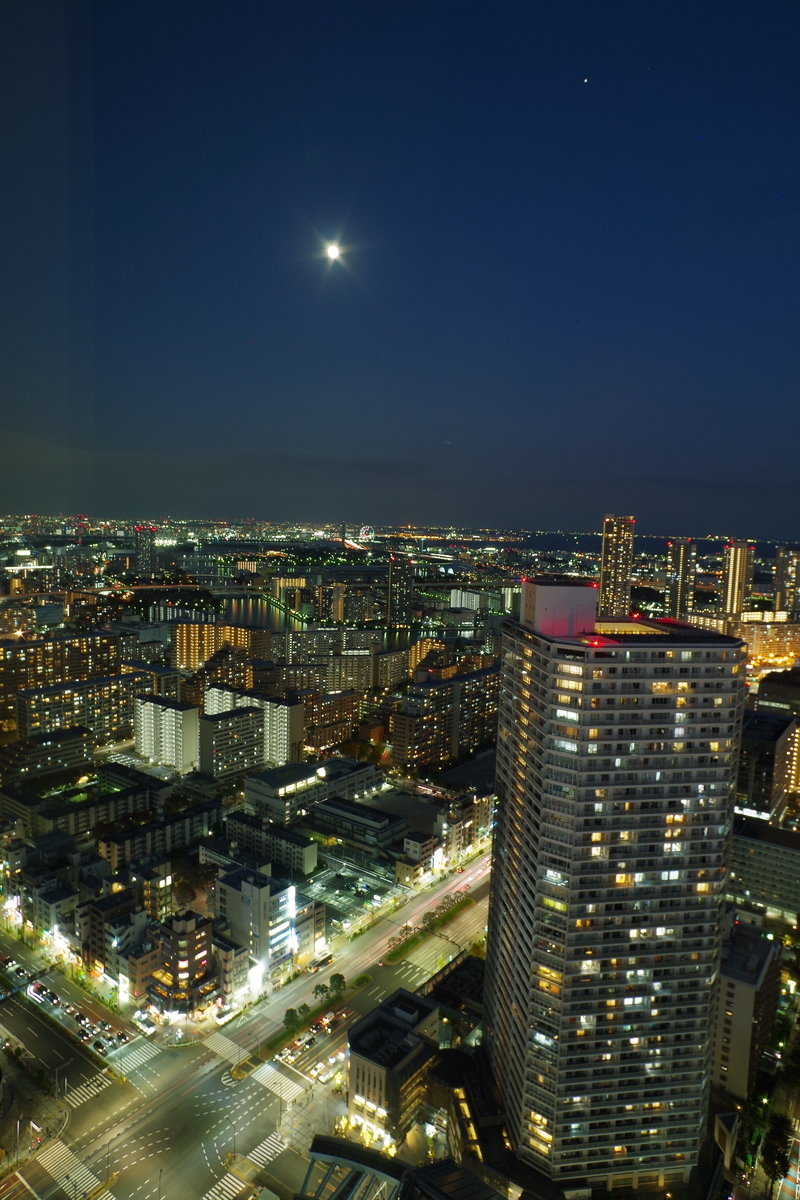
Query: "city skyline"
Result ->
[[1, 3, 799, 1196], [1, 4, 799, 531]]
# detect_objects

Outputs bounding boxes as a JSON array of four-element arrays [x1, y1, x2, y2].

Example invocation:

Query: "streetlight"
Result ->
[[158, 1168, 162, 1200], [225, 1115, 236, 1159], [55, 1057, 73, 1098], [106, 1133, 118, 1181]]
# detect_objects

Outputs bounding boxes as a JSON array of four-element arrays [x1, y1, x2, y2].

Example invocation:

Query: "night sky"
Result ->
[[1, 2, 798, 535]]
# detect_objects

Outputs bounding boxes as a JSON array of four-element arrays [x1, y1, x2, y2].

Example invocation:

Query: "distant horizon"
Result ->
[[0, 511, 793, 548]]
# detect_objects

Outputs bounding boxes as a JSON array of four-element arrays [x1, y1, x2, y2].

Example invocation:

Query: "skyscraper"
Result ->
[[484, 580, 745, 1191], [387, 555, 414, 627], [720, 541, 754, 616], [774, 546, 800, 616], [598, 515, 635, 618], [666, 540, 697, 619], [134, 525, 158, 575]]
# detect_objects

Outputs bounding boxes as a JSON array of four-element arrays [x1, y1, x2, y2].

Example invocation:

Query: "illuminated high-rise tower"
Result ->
[[774, 546, 800, 616], [598, 514, 635, 617], [666, 540, 697, 619], [134, 525, 158, 576], [720, 541, 754, 616], [387, 555, 414, 627], [484, 580, 745, 1191]]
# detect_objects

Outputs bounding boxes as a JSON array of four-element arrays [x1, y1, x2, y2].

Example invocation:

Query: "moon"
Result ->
[[327, 244, 340, 260]]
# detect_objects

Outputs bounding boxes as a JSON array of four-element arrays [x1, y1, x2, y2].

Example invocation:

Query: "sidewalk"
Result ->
[[0, 1041, 69, 1178]]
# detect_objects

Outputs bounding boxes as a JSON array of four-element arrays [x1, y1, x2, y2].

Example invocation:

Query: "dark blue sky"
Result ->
[[1, 2, 798, 535]]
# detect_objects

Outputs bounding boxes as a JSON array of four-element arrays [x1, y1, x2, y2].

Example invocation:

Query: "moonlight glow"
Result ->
[[326, 244, 340, 260]]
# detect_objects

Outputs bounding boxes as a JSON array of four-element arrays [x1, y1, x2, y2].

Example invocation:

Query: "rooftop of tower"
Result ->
[[516, 579, 744, 645], [590, 616, 743, 645]]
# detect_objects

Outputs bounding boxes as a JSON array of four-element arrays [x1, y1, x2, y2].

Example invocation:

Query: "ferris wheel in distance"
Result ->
[[359, 526, 375, 541]]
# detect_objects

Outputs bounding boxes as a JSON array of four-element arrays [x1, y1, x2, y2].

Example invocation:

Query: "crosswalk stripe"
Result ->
[[66, 1073, 112, 1108], [204, 1032, 243, 1063], [38, 1139, 115, 1200], [250, 1062, 304, 1101], [247, 1131, 285, 1167], [114, 1038, 162, 1072], [201, 1173, 245, 1200]]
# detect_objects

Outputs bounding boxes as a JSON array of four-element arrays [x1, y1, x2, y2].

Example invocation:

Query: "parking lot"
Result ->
[[305, 861, 406, 932]]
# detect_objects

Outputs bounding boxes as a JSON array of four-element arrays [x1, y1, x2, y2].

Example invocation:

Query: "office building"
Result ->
[[433, 790, 495, 864], [388, 556, 415, 627], [1, 779, 153, 839], [172, 622, 271, 672], [347, 989, 440, 1145], [212, 931, 250, 1005], [757, 668, 800, 791], [736, 710, 795, 820], [244, 758, 381, 824], [390, 666, 499, 770], [316, 584, 346, 623], [0, 726, 93, 788], [97, 801, 220, 870], [728, 816, 800, 923], [134, 695, 199, 773], [0, 630, 121, 728], [326, 652, 376, 693], [121, 660, 181, 699], [301, 689, 361, 751], [774, 547, 800, 616], [720, 541, 754, 616], [204, 684, 303, 765], [666, 540, 697, 619], [733, 612, 800, 662], [304, 795, 408, 856], [216, 867, 324, 978], [0, 605, 38, 636], [134, 525, 157, 575], [225, 811, 318, 874], [344, 588, 376, 624], [395, 830, 443, 885], [484, 580, 745, 1190], [598, 515, 635, 618], [199, 708, 265, 778], [77, 889, 143, 973], [16, 671, 151, 744], [375, 648, 410, 689], [710, 923, 780, 1100], [150, 911, 216, 1014]]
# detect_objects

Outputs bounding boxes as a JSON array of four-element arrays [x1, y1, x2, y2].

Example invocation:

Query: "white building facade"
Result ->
[[134, 695, 199, 773]]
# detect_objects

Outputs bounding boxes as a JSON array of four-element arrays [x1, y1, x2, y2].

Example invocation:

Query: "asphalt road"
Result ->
[[0, 853, 490, 1200]]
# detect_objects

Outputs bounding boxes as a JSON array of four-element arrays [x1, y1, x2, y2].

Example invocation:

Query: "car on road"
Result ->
[[319, 1069, 334, 1084], [116, 1031, 129, 1043], [327, 1054, 338, 1065], [309, 1061, 325, 1078], [377, 960, 385, 967], [77, 1029, 90, 1041], [14, 967, 26, 978], [93, 1040, 106, 1055]]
